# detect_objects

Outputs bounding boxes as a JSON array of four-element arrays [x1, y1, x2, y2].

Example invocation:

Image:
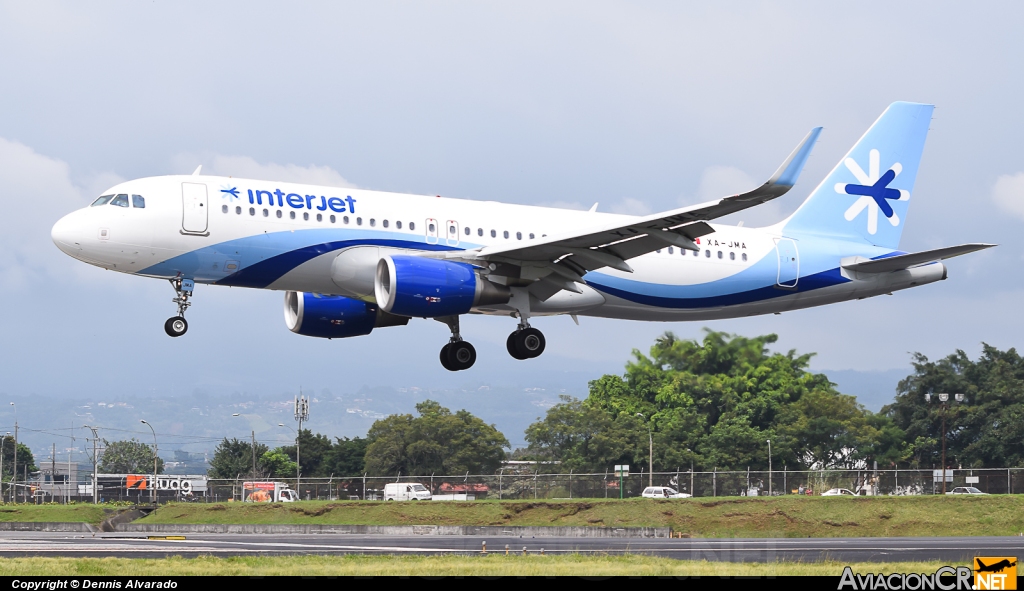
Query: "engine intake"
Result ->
[[374, 255, 510, 318], [284, 291, 408, 339]]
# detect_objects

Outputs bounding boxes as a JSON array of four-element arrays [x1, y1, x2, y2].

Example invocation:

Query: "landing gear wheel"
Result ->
[[439, 343, 455, 371], [447, 341, 477, 371], [164, 316, 188, 337], [514, 327, 545, 359], [507, 332, 528, 360]]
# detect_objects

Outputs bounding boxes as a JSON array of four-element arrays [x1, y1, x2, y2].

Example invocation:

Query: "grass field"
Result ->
[[0, 504, 113, 524], [0, 555, 958, 576], [137, 495, 1024, 537]]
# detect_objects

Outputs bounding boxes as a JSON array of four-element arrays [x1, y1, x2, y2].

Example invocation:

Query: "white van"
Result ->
[[384, 482, 432, 501]]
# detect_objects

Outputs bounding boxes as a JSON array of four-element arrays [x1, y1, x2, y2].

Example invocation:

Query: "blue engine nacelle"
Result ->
[[284, 291, 409, 339], [374, 255, 510, 318]]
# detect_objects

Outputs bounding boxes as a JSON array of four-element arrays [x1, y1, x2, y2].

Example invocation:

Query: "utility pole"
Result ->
[[251, 430, 256, 479], [767, 439, 773, 496], [84, 426, 99, 504], [294, 392, 309, 499], [51, 443, 56, 503], [635, 413, 653, 487], [10, 402, 17, 504], [140, 420, 157, 504], [0, 434, 6, 503]]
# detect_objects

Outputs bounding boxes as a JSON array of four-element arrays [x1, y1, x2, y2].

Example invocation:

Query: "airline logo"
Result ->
[[220, 185, 358, 213], [834, 149, 909, 234]]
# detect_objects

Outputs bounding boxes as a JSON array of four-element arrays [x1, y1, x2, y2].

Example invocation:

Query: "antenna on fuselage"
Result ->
[[588, 203, 598, 213], [191, 165, 202, 176]]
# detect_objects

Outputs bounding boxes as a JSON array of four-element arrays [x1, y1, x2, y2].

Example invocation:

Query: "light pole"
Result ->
[[83, 426, 100, 504], [925, 392, 965, 494], [139, 420, 157, 504], [279, 423, 299, 493], [232, 414, 257, 479], [636, 413, 653, 487], [10, 402, 16, 503], [0, 432, 6, 503], [766, 439, 772, 496]]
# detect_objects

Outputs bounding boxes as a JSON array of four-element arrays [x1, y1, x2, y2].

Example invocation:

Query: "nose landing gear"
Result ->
[[164, 278, 194, 337], [438, 316, 476, 371]]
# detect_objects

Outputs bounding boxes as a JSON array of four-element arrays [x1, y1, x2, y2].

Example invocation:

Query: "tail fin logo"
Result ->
[[834, 149, 910, 234]]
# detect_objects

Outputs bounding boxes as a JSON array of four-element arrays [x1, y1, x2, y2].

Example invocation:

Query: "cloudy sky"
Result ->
[[1, 2, 1022, 442]]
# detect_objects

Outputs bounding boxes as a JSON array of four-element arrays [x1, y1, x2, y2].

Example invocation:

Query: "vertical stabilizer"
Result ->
[[782, 102, 934, 249]]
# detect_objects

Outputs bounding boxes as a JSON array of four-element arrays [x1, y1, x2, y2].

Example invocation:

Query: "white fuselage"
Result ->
[[51, 174, 946, 322]]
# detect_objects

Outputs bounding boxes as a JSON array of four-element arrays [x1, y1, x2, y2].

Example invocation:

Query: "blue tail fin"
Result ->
[[782, 102, 934, 249]]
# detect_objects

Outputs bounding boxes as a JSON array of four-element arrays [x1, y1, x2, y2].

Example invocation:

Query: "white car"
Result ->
[[820, 488, 856, 496], [946, 487, 987, 495], [641, 486, 691, 499]]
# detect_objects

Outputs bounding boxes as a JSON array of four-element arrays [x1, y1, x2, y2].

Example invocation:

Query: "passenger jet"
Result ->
[[51, 102, 992, 371]]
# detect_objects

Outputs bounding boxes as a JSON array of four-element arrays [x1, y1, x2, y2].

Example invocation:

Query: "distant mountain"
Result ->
[[820, 368, 909, 412]]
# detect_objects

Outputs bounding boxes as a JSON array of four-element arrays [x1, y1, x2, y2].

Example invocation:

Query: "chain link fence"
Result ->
[[22, 467, 1024, 503]]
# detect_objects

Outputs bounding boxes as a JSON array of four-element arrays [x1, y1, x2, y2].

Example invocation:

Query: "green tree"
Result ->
[[526, 330, 901, 472], [207, 437, 269, 479], [0, 436, 36, 481], [322, 437, 368, 476], [259, 449, 298, 478], [278, 430, 334, 477], [884, 345, 1024, 468], [364, 400, 508, 476], [99, 439, 164, 474]]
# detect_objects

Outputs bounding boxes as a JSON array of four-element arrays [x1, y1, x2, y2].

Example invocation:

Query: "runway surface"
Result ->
[[0, 532, 1022, 562]]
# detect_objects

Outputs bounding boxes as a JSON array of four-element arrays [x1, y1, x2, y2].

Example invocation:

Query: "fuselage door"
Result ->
[[181, 182, 209, 235], [445, 220, 459, 246], [775, 237, 799, 288], [425, 218, 439, 245]]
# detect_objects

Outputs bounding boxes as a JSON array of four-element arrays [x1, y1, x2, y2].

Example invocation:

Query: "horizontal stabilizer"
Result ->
[[842, 243, 995, 274]]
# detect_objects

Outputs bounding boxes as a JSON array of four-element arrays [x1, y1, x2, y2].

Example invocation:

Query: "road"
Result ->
[[0, 532, 1022, 562]]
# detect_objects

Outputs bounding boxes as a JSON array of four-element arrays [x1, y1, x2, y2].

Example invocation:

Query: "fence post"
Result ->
[[713, 467, 716, 497], [1009, 469, 1012, 495]]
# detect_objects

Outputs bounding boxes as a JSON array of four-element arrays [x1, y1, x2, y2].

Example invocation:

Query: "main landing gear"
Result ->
[[438, 316, 476, 372], [507, 325, 546, 360], [164, 278, 194, 338]]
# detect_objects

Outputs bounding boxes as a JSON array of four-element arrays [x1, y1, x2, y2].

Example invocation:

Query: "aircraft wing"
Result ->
[[841, 243, 996, 274], [445, 127, 822, 296]]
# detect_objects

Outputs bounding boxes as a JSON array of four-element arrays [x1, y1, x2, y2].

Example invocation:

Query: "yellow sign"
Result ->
[[975, 557, 1017, 590]]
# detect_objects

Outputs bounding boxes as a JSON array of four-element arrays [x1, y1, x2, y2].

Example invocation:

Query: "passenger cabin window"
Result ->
[[383, 219, 389, 228], [410, 222, 416, 231], [276, 210, 282, 218], [303, 212, 309, 221], [317, 213, 323, 222], [729, 252, 735, 260], [222, 205, 228, 213], [330, 215, 336, 223], [369, 218, 375, 227], [428, 222, 435, 232], [668, 247, 674, 254], [396, 221, 402, 229], [516, 232, 522, 240], [464, 227, 470, 236], [503, 231, 509, 239], [490, 230, 496, 238], [705, 250, 710, 258], [91, 195, 114, 207], [236, 206, 242, 215], [131, 194, 145, 208], [290, 211, 296, 219], [478, 228, 483, 236], [110, 194, 129, 207], [742, 253, 748, 261]]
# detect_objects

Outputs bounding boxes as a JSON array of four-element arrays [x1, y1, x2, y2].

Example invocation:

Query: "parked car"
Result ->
[[946, 487, 987, 495], [821, 488, 856, 496], [384, 482, 432, 501], [641, 486, 691, 499]]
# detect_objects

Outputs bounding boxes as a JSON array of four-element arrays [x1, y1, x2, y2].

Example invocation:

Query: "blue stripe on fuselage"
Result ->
[[586, 266, 848, 309]]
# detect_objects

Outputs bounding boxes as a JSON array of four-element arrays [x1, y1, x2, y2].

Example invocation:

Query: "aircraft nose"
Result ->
[[51, 212, 83, 255]]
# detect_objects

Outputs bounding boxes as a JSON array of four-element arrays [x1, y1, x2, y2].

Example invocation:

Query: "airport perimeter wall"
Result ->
[[115, 523, 670, 537]]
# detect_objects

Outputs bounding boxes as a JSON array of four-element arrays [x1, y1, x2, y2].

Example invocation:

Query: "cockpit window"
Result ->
[[131, 195, 146, 208], [110, 194, 129, 207], [91, 195, 114, 207]]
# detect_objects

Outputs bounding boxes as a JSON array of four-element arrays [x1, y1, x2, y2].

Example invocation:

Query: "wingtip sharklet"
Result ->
[[768, 126, 823, 188]]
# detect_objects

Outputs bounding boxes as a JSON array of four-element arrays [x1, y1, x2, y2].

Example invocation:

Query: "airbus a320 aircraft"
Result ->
[[52, 102, 992, 371]]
